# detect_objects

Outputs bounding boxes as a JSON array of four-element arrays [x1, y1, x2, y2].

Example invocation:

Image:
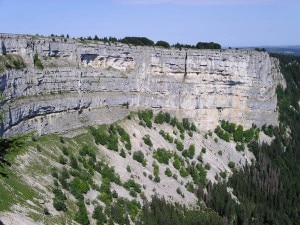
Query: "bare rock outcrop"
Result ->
[[0, 34, 285, 137]]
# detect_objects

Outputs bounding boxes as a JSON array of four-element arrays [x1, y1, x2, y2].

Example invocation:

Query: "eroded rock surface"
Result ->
[[0, 34, 285, 137]]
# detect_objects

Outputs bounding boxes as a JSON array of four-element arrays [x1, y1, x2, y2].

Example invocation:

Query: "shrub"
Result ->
[[126, 165, 131, 173], [155, 40, 170, 48], [220, 171, 227, 179], [262, 124, 274, 137], [185, 182, 195, 192], [53, 188, 67, 211], [61, 146, 69, 156], [204, 163, 211, 170], [154, 176, 161, 183], [236, 143, 245, 151], [59, 155, 67, 165], [107, 134, 119, 151], [69, 177, 89, 199], [175, 139, 184, 151], [165, 168, 172, 177], [182, 144, 195, 159], [100, 165, 121, 184], [153, 161, 159, 176], [179, 167, 189, 177], [133, 151, 144, 163], [173, 158, 182, 170], [93, 206, 107, 224], [153, 148, 173, 164], [228, 161, 235, 169], [143, 135, 153, 147], [33, 53, 44, 69], [214, 125, 231, 142], [120, 149, 126, 158], [124, 179, 142, 193], [75, 199, 90, 225], [233, 125, 244, 142], [138, 110, 153, 128], [90, 125, 109, 145]]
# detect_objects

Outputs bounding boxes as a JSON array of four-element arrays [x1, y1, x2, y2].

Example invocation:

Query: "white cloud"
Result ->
[[117, 0, 276, 5]]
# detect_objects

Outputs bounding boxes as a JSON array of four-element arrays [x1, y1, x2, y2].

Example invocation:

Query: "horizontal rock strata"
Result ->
[[0, 34, 285, 137]]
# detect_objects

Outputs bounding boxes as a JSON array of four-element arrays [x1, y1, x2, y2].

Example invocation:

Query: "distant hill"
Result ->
[[241, 45, 300, 56], [265, 46, 300, 56]]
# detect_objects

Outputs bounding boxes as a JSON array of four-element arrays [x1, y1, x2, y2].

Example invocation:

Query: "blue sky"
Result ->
[[0, 0, 299, 47]]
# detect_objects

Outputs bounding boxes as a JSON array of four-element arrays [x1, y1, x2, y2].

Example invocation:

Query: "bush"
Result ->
[[182, 144, 195, 159], [107, 134, 119, 151], [154, 176, 161, 183], [90, 125, 109, 145], [262, 124, 274, 137], [155, 40, 170, 48], [153, 161, 159, 176], [75, 199, 90, 225], [120, 149, 126, 158], [133, 151, 144, 163], [233, 125, 244, 142], [165, 168, 172, 177], [228, 161, 235, 169], [220, 171, 227, 179], [59, 155, 67, 165], [120, 36, 154, 46], [53, 188, 67, 211], [100, 165, 121, 184], [33, 53, 44, 69], [93, 206, 107, 224], [173, 158, 182, 170], [204, 163, 211, 170], [175, 139, 184, 151], [138, 110, 153, 128], [214, 126, 230, 142], [236, 143, 245, 151], [153, 148, 173, 164], [185, 182, 195, 192], [124, 179, 142, 193], [143, 135, 153, 147], [69, 177, 89, 199], [179, 167, 189, 177], [196, 42, 221, 49]]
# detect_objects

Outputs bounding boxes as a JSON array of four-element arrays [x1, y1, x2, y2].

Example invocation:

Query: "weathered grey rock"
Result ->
[[0, 34, 285, 137]]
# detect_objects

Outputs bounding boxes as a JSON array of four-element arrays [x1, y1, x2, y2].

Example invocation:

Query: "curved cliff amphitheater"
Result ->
[[0, 34, 285, 137]]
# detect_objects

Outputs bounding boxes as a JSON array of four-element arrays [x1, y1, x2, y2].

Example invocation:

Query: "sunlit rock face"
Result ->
[[0, 34, 285, 137]]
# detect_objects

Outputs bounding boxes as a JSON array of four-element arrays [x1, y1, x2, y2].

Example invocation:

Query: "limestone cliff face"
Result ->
[[0, 34, 285, 137]]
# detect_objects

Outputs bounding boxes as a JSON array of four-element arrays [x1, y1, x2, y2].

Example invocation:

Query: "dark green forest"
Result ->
[[137, 54, 300, 225]]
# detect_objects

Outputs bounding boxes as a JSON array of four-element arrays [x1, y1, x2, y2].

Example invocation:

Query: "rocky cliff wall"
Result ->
[[0, 34, 285, 137]]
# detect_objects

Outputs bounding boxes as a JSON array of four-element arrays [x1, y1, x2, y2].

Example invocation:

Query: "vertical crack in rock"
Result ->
[[184, 51, 188, 79]]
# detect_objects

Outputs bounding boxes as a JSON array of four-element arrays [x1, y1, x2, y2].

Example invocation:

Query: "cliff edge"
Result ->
[[0, 34, 285, 137]]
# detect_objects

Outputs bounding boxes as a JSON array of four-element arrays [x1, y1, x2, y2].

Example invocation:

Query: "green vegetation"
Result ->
[[214, 120, 260, 144], [137, 195, 222, 224], [120, 37, 154, 46], [153, 148, 173, 164], [33, 53, 44, 69], [133, 151, 144, 163], [174, 139, 184, 151], [0, 54, 26, 72], [138, 109, 153, 128], [196, 42, 221, 49], [142, 134, 153, 147], [182, 144, 195, 159], [159, 130, 174, 143], [262, 124, 275, 137], [155, 40, 170, 48], [123, 179, 142, 193], [165, 168, 172, 177]]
